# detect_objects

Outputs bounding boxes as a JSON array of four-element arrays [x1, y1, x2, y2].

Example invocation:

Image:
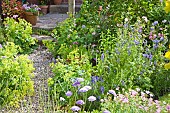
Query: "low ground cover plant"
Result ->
[[0, 42, 34, 107], [3, 17, 37, 54]]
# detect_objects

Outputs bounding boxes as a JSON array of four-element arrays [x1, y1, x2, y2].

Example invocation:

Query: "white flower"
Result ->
[[60, 97, 65, 101]]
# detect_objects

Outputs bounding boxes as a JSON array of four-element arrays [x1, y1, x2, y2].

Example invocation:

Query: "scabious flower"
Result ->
[[82, 25, 86, 28], [76, 100, 85, 105], [84, 86, 92, 90], [66, 91, 72, 96], [88, 96, 96, 102], [79, 87, 88, 93], [70, 106, 81, 112], [108, 90, 117, 97], [166, 105, 170, 111], [152, 21, 158, 26], [103, 110, 111, 113], [76, 78, 84, 82], [72, 81, 80, 87], [100, 86, 104, 94], [131, 90, 138, 96]]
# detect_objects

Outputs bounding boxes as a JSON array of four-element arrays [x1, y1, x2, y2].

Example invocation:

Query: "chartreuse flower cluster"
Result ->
[[164, 45, 170, 69]]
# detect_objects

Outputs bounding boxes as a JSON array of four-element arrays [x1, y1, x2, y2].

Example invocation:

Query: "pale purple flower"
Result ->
[[79, 87, 88, 93], [76, 100, 85, 105], [13, 15, 18, 19], [0, 44, 2, 48], [82, 25, 86, 28], [155, 108, 161, 113], [76, 78, 84, 82], [60, 97, 65, 101], [70, 106, 81, 111], [134, 40, 139, 45], [84, 86, 92, 90], [101, 53, 105, 61], [160, 37, 164, 41], [88, 96, 96, 102], [122, 98, 129, 103], [73, 41, 78, 45], [103, 110, 111, 113], [100, 86, 104, 94], [166, 105, 170, 111], [152, 21, 158, 26], [72, 81, 80, 87], [65, 91, 72, 96], [108, 90, 117, 97], [131, 90, 138, 96]]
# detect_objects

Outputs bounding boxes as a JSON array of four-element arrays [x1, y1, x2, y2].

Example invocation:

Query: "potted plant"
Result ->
[[54, 0, 62, 5], [22, 3, 40, 25], [39, 0, 49, 14]]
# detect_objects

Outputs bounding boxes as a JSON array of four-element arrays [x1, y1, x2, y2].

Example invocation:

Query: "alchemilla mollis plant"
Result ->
[[0, 42, 34, 107]]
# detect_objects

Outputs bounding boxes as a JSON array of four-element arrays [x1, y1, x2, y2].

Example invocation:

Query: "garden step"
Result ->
[[32, 13, 68, 30], [32, 35, 55, 46], [49, 4, 81, 13]]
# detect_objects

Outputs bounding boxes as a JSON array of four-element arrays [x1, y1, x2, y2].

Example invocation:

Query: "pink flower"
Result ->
[[131, 90, 138, 96], [122, 98, 129, 103]]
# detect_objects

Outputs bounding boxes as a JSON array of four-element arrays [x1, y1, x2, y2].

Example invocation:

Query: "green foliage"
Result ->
[[0, 42, 34, 108], [3, 17, 37, 54]]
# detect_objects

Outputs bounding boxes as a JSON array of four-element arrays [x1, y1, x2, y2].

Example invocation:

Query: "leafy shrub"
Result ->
[[0, 42, 34, 107], [3, 17, 37, 54]]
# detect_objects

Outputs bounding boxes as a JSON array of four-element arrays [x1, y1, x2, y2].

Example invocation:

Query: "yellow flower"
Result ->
[[164, 0, 170, 13], [169, 44, 170, 49], [165, 51, 170, 59], [164, 63, 170, 69]]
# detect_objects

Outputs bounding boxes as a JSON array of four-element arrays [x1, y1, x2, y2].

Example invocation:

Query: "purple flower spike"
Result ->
[[103, 110, 111, 113], [76, 100, 85, 105], [0, 44, 2, 48], [65, 91, 72, 96], [70, 106, 81, 112], [88, 96, 96, 102]]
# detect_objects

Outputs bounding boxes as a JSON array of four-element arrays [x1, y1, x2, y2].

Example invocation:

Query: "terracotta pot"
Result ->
[[40, 5, 48, 14], [54, 0, 62, 5], [24, 12, 37, 25]]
